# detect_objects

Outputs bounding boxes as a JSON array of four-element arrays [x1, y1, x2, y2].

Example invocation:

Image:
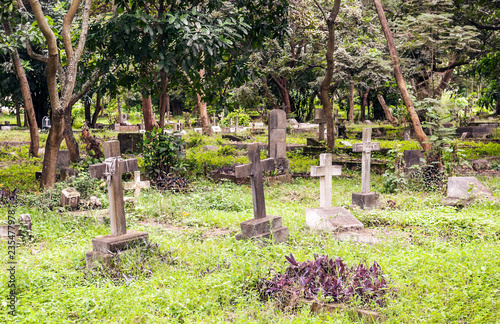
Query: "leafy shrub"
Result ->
[[186, 135, 204, 149], [220, 110, 251, 127], [143, 127, 186, 179], [258, 254, 390, 308], [217, 145, 236, 156]]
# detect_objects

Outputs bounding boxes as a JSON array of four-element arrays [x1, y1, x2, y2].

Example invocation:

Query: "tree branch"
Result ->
[[26, 42, 48, 63], [69, 68, 106, 107], [62, 0, 82, 62], [469, 19, 500, 31], [312, 0, 328, 22]]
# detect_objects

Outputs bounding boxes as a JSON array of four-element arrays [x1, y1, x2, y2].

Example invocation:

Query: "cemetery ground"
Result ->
[[0, 127, 499, 323]]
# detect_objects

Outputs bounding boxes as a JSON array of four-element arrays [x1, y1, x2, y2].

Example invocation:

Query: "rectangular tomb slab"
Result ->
[[352, 192, 379, 210], [238, 215, 288, 243], [306, 207, 364, 232], [91, 231, 149, 253]]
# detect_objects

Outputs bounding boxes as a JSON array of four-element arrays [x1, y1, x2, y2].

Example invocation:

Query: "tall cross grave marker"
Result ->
[[86, 140, 148, 268], [235, 143, 288, 243], [306, 153, 364, 232], [351, 128, 381, 209], [268, 109, 289, 170]]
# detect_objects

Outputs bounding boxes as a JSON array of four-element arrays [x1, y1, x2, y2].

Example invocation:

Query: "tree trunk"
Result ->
[[91, 92, 101, 128], [262, 76, 279, 110], [14, 99, 22, 126], [496, 95, 500, 116], [117, 96, 122, 123], [348, 82, 354, 123], [142, 94, 157, 131], [271, 76, 291, 114], [197, 67, 212, 135], [63, 106, 80, 162], [378, 95, 398, 125], [41, 112, 65, 187], [316, 0, 341, 150], [436, 68, 454, 97], [2, 21, 39, 157], [373, 0, 431, 152], [158, 70, 168, 128], [84, 96, 91, 125], [307, 91, 316, 121]]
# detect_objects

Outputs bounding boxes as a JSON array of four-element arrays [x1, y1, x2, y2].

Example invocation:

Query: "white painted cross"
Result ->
[[311, 153, 342, 208], [352, 128, 381, 193], [124, 171, 150, 199]]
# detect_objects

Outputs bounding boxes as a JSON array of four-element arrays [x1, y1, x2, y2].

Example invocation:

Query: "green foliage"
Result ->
[[219, 110, 251, 127], [143, 127, 186, 179], [187, 182, 250, 212], [217, 145, 236, 156]]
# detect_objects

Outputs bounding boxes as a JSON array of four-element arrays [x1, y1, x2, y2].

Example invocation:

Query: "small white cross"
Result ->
[[311, 153, 342, 208], [124, 171, 150, 199]]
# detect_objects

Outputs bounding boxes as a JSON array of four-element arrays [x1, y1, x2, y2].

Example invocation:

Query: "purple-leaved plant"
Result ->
[[258, 254, 390, 308]]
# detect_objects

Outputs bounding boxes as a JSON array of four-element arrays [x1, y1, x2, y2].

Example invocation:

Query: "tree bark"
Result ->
[[2, 21, 39, 157], [377, 95, 398, 125], [271, 76, 291, 114], [314, 0, 341, 150], [436, 67, 454, 97], [142, 94, 157, 131], [158, 70, 168, 128], [373, 0, 431, 152], [197, 67, 212, 135], [63, 107, 80, 162], [14, 99, 21, 126], [348, 82, 354, 123], [84, 96, 91, 125], [91, 93, 102, 128]]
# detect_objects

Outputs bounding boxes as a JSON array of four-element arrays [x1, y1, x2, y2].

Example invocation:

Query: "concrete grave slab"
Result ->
[[306, 207, 363, 232]]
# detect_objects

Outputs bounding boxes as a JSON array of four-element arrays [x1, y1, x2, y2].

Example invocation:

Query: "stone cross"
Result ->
[[124, 171, 150, 198], [235, 115, 239, 133], [314, 108, 326, 141], [89, 140, 138, 235], [352, 128, 380, 193], [311, 154, 342, 208], [235, 144, 275, 219], [211, 113, 218, 126], [166, 111, 172, 123]]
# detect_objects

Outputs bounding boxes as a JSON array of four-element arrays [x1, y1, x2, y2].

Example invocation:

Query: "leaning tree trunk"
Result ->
[[378, 95, 398, 125], [348, 82, 354, 123], [2, 21, 39, 157], [63, 106, 80, 162], [373, 0, 431, 152], [142, 94, 157, 131]]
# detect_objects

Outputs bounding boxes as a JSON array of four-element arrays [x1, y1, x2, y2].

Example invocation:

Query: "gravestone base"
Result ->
[[352, 192, 379, 210], [275, 158, 290, 171], [85, 251, 115, 269], [91, 231, 149, 254], [306, 207, 364, 232], [236, 215, 288, 243]]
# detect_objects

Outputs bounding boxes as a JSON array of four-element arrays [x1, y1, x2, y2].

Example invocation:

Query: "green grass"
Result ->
[[1, 173, 499, 323]]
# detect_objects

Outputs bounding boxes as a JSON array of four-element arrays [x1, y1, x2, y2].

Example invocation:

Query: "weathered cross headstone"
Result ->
[[306, 154, 363, 231], [124, 171, 150, 201], [351, 128, 381, 209], [314, 108, 326, 141], [174, 120, 182, 132], [235, 143, 288, 243], [87, 140, 147, 268], [211, 113, 218, 127], [42, 116, 51, 130], [268, 109, 289, 170]]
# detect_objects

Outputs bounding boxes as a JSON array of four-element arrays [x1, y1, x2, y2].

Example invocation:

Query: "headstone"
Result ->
[[202, 145, 218, 152], [351, 128, 381, 210], [0, 214, 31, 239], [306, 154, 363, 232], [60, 187, 80, 209], [174, 121, 183, 132], [211, 126, 222, 133], [211, 113, 218, 126], [235, 143, 288, 243], [404, 150, 424, 174], [56, 150, 70, 169], [117, 133, 143, 154], [404, 129, 411, 141], [314, 108, 326, 141], [268, 109, 289, 170], [307, 138, 322, 146], [471, 159, 491, 171], [223, 134, 243, 142], [42, 116, 51, 130], [194, 128, 203, 134], [124, 171, 150, 200], [60, 167, 78, 181], [364, 120, 372, 125], [446, 177, 493, 199], [287, 118, 299, 126], [235, 116, 239, 133], [87, 141, 147, 268], [119, 113, 129, 124]]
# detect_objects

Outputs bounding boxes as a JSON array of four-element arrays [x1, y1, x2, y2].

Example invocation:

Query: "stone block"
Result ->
[[56, 150, 70, 168], [404, 150, 424, 174], [268, 109, 287, 129], [306, 138, 322, 146], [60, 187, 80, 208], [238, 215, 288, 243], [306, 207, 364, 232], [352, 192, 379, 210], [446, 177, 493, 199], [85, 251, 114, 269], [60, 167, 78, 181], [269, 129, 286, 142], [91, 231, 149, 253], [222, 134, 243, 142], [117, 132, 143, 154], [471, 159, 491, 171]]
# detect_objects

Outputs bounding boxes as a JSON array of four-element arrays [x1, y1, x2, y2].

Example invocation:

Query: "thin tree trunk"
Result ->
[[142, 94, 157, 131], [377, 95, 398, 125], [307, 91, 316, 121], [373, 0, 431, 152], [2, 21, 39, 156], [84, 96, 91, 125], [436, 67, 454, 97], [197, 67, 211, 135], [314, 0, 341, 150], [359, 88, 366, 121], [262, 76, 279, 110], [91, 92, 101, 128], [158, 70, 168, 128], [496, 95, 500, 116], [14, 99, 21, 126], [348, 82, 354, 123]]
